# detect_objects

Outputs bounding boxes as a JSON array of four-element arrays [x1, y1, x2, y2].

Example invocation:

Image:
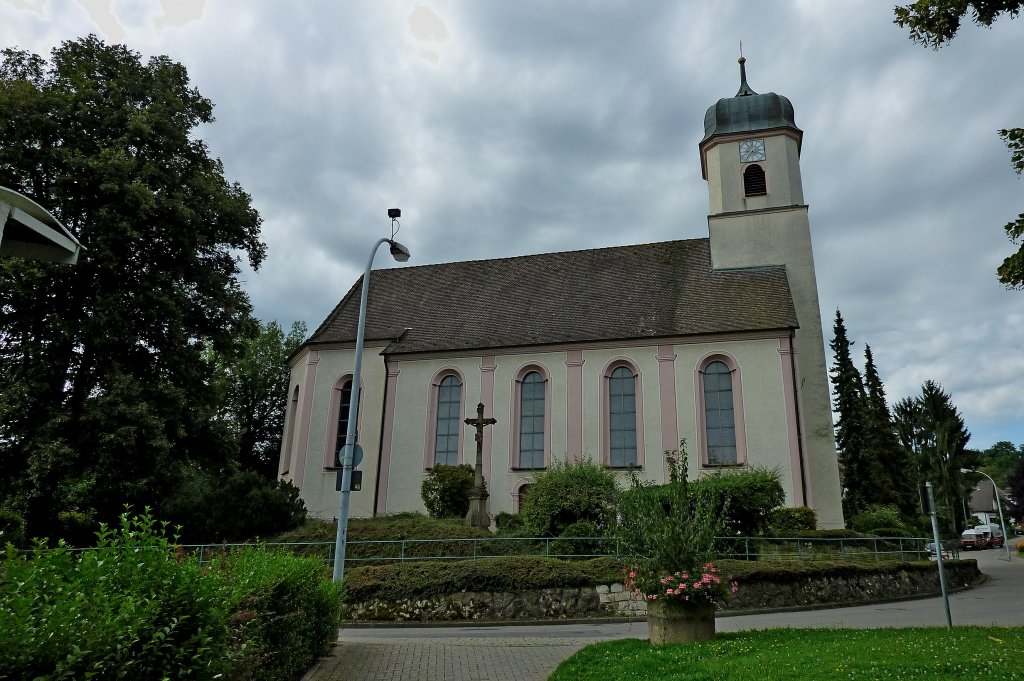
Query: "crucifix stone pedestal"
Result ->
[[464, 402, 496, 529]]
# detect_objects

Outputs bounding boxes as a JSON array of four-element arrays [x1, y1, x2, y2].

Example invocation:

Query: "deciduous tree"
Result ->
[[216, 320, 306, 478], [894, 1, 1024, 287], [0, 37, 264, 538]]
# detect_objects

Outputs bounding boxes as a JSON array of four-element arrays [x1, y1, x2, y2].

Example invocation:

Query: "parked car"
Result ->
[[960, 529, 990, 550], [926, 542, 952, 559], [974, 524, 1005, 548]]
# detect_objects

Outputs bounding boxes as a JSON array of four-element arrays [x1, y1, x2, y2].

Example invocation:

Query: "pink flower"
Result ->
[[629, 571, 636, 578], [666, 588, 673, 595]]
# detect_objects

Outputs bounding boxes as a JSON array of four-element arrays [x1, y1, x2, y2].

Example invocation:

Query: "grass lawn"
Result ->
[[549, 627, 1023, 680]]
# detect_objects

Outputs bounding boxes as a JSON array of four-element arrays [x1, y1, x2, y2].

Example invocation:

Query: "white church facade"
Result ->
[[278, 61, 846, 529]]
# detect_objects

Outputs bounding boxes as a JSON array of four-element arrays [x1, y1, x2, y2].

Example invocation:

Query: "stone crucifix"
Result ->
[[464, 402, 497, 529]]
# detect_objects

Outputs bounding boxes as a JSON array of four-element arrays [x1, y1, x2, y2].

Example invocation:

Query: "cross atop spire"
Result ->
[[736, 55, 757, 97]]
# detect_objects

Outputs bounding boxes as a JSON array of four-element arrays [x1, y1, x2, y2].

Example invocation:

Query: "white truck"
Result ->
[[974, 523, 1005, 548]]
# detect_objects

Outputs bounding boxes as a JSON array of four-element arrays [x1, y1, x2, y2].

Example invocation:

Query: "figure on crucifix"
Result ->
[[464, 402, 497, 528]]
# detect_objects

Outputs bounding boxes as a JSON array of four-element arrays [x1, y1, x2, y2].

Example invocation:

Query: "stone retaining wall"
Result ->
[[346, 561, 981, 622]]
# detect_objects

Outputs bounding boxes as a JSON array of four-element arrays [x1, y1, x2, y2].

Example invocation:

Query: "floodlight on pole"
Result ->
[[332, 214, 410, 583], [960, 468, 1012, 561]]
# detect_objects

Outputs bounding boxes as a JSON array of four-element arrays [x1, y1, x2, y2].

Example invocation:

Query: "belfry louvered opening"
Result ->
[[743, 164, 767, 196]]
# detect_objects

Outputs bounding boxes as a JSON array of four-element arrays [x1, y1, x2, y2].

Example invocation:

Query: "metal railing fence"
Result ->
[[172, 534, 948, 569]]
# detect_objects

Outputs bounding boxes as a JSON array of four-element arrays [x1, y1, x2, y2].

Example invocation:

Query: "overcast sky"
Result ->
[[3, 1, 1021, 449]]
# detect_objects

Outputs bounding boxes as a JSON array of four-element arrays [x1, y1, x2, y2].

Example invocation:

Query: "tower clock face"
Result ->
[[739, 138, 766, 163]]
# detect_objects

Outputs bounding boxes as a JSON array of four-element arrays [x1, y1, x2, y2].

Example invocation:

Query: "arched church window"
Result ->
[[695, 353, 748, 467], [702, 361, 736, 464], [281, 384, 300, 474], [333, 379, 353, 468], [515, 370, 547, 469], [434, 374, 463, 466], [743, 164, 767, 196], [608, 365, 638, 468]]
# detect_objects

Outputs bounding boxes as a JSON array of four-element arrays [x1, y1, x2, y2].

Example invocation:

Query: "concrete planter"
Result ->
[[646, 599, 716, 644]]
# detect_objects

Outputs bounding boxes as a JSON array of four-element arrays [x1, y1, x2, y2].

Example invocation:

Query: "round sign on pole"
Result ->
[[340, 443, 364, 468]]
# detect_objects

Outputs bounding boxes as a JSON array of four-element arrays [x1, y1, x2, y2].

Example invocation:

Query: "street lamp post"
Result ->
[[332, 217, 410, 583], [961, 468, 1012, 561]]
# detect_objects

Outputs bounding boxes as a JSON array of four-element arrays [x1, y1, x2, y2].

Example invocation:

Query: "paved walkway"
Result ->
[[303, 550, 1023, 681]]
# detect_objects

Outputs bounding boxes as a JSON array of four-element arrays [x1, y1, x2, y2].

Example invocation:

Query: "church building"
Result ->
[[278, 60, 846, 529]]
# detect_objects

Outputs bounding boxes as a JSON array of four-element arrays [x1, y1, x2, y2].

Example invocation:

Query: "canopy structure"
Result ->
[[0, 186, 82, 264]]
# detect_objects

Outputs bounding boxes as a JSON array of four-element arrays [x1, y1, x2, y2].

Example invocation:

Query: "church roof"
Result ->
[[307, 238, 798, 355], [701, 58, 802, 145]]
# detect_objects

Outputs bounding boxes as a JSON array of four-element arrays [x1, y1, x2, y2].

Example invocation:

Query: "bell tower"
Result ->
[[701, 58, 844, 528]]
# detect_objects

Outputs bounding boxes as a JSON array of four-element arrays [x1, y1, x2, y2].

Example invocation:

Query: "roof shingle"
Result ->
[[308, 238, 797, 355]]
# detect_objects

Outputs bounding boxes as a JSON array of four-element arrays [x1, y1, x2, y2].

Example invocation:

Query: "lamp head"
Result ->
[[960, 468, 973, 474], [388, 239, 411, 262]]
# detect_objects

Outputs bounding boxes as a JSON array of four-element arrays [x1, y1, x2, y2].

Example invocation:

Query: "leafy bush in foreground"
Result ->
[[0, 512, 341, 681], [0, 513, 231, 680]]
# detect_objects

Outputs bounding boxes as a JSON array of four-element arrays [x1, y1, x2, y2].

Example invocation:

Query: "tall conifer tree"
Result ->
[[862, 345, 916, 515], [829, 310, 873, 518]]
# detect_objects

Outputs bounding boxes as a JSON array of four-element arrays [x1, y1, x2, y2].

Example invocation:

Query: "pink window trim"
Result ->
[[375, 363, 401, 515], [508, 362, 553, 470], [423, 367, 467, 470], [600, 357, 645, 469], [323, 373, 364, 469], [292, 351, 320, 492], [280, 384, 300, 476], [694, 351, 748, 468], [511, 478, 534, 513]]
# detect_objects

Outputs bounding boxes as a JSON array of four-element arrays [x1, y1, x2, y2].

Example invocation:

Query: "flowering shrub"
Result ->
[[612, 440, 735, 607], [624, 562, 738, 605]]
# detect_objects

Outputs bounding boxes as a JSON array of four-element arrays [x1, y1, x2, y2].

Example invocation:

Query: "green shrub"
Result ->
[[0, 508, 26, 548], [342, 556, 623, 603], [161, 468, 307, 543], [216, 550, 342, 681], [420, 464, 475, 519], [0, 512, 231, 680], [691, 466, 784, 536], [494, 511, 525, 534], [0, 511, 342, 681], [612, 446, 722, 588], [520, 459, 617, 537], [868, 526, 917, 538], [850, 505, 910, 534], [768, 506, 818, 534], [551, 520, 603, 556]]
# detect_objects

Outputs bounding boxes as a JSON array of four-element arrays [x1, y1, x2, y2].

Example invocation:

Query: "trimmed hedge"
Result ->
[[716, 558, 977, 585], [343, 556, 623, 603], [216, 550, 341, 681], [0, 512, 341, 681]]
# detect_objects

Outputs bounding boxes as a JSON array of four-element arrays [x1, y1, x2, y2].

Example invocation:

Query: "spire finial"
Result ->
[[736, 46, 757, 97]]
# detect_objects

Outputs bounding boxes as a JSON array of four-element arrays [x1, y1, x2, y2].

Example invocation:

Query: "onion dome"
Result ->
[[701, 57, 802, 144]]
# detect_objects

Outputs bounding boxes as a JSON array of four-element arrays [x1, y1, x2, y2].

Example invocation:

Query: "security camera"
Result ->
[[388, 208, 401, 219]]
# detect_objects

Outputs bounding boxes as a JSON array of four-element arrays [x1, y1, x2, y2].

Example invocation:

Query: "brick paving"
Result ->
[[303, 635, 622, 681]]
